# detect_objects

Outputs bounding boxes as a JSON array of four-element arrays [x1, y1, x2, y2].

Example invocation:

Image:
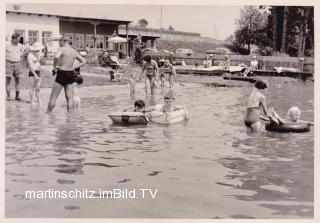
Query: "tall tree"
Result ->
[[280, 6, 289, 53], [236, 6, 268, 52], [137, 19, 148, 28]]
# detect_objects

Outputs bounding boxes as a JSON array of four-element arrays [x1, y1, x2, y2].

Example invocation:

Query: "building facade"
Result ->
[[6, 10, 131, 54]]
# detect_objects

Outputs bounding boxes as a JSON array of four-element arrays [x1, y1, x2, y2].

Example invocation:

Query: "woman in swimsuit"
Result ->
[[244, 80, 274, 132], [141, 55, 159, 95]]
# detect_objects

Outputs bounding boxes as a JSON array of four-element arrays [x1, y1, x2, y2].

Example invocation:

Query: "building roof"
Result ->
[[6, 10, 132, 25]]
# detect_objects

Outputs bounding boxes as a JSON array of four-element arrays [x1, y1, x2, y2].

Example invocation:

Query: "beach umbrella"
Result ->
[[107, 36, 127, 43]]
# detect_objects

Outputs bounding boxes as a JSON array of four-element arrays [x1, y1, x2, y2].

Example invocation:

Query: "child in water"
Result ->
[[268, 106, 314, 126], [124, 100, 146, 112], [144, 92, 188, 119]]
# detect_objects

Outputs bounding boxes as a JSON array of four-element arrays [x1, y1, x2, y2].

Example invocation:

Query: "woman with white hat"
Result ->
[[27, 42, 44, 107]]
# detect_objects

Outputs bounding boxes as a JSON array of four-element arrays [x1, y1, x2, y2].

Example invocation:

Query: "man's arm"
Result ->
[[74, 54, 86, 69], [154, 60, 159, 80], [53, 48, 62, 69]]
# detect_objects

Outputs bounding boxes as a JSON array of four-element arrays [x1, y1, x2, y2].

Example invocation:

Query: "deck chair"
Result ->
[[112, 61, 131, 81]]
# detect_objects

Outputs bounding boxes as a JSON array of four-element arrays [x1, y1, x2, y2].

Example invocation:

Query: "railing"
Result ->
[[147, 52, 314, 72]]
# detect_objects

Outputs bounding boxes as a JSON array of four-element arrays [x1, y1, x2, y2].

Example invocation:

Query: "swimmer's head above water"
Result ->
[[255, 80, 267, 89], [134, 100, 145, 112], [287, 106, 301, 122], [144, 55, 151, 62]]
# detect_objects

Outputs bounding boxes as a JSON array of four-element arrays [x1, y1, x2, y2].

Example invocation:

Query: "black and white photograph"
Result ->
[[3, 0, 318, 221]]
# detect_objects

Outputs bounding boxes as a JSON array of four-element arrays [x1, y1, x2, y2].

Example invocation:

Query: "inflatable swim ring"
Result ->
[[108, 112, 148, 125], [149, 104, 188, 125], [265, 122, 310, 133]]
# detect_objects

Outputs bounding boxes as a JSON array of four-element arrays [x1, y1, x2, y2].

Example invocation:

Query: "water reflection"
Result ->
[[5, 78, 313, 218]]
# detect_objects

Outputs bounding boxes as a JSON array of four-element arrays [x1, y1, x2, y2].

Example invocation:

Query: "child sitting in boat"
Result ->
[[267, 106, 314, 126], [123, 99, 145, 113]]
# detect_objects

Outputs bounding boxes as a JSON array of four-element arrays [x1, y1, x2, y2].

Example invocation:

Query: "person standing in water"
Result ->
[[140, 55, 159, 95], [6, 33, 25, 101], [244, 80, 275, 132], [47, 36, 86, 113], [27, 42, 44, 107]]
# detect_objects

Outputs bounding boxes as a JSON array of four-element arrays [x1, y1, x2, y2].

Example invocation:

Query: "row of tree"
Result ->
[[231, 6, 314, 57]]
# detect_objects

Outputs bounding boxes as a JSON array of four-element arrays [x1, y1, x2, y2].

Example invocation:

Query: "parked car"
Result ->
[[159, 49, 171, 54], [175, 48, 193, 56], [205, 49, 215, 54], [214, 47, 232, 55]]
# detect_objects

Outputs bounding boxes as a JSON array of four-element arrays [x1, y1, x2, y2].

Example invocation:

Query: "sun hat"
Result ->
[[30, 42, 44, 51], [11, 33, 20, 39]]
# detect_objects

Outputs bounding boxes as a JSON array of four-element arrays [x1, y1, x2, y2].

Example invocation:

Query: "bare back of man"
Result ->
[[47, 37, 86, 113]]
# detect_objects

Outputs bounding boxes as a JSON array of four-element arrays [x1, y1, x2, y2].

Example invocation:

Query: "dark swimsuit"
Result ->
[[55, 70, 75, 86], [29, 70, 40, 77]]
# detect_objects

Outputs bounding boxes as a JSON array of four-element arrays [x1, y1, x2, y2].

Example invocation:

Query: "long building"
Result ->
[[6, 10, 131, 54]]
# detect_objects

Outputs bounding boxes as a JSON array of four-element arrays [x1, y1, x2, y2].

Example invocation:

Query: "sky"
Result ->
[[6, 3, 242, 40]]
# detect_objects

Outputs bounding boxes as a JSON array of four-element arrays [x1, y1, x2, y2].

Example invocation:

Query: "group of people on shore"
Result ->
[[6, 33, 86, 112]]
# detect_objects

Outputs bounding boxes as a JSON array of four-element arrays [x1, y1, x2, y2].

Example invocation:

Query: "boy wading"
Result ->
[[47, 36, 86, 113]]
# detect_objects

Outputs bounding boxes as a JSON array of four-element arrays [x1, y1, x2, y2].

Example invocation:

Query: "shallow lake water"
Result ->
[[5, 77, 314, 218]]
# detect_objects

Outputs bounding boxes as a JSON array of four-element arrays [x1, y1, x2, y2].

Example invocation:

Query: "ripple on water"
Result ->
[[5, 80, 313, 218]]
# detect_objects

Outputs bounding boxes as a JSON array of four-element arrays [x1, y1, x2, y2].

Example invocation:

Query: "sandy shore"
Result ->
[[7, 64, 234, 91]]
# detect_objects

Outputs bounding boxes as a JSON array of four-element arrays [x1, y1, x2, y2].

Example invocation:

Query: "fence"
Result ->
[[150, 52, 314, 73]]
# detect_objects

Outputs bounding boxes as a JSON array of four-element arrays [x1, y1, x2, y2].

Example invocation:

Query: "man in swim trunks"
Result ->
[[244, 80, 273, 132], [47, 36, 86, 113], [6, 33, 25, 101], [141, 55, 159, 95]]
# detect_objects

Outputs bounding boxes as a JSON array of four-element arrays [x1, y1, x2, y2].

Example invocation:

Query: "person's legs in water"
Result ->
[[6, 77, 12, 100], [14, 76, 21, 100], [150, 76, 156, 95], [47, 82, 63, 113], [160, 75, 165, 89], [145, 76, 151, 95], [64, 84, 74, 111], [250, 121, 262, 132], [128, 78, 136, 97], [72, 83, 80, 108], [28, 76, 36, 106], [168, 75, 174, 88], [35, 78, 41, 105]]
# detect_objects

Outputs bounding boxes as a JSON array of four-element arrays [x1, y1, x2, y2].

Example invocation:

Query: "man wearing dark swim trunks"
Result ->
[[47, 36, 86, 113]]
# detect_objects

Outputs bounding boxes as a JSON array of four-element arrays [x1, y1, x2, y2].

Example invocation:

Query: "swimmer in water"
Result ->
[[244, 80, 275, 132]]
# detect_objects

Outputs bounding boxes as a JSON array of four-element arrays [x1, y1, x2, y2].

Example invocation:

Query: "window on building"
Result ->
[[14, 29, 25, 44], [105, 37, 113, 50], [28, 30, 39, 45], [96, 35, 105, 49], [42, 31, 52, 46], [85, 34, 94, 48], [74, 34, 85, 49]]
